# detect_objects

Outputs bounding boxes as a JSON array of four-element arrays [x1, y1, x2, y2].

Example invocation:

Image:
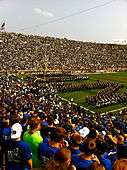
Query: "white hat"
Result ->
[[79, 127, 90, 138], [11, 123, 22, 139], [102, 131, 106, 136], [54, 119, 59, 125]]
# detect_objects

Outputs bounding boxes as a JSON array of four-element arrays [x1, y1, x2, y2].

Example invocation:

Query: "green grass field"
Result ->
[[58, 71, 127, 113]]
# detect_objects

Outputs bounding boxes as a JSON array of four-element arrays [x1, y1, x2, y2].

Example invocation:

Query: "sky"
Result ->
[[0, 0, 127, 42]]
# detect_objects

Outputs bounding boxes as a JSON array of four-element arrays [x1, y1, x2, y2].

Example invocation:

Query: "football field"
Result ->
[[58, 71, 127, 113]]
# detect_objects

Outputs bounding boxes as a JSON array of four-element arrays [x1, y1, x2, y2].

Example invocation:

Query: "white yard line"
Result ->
[[57, 95, 95, 114], [101, 106, 127, 115]]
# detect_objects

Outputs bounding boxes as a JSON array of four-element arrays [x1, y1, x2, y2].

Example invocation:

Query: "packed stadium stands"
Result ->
[[0, 32, 127, 72]]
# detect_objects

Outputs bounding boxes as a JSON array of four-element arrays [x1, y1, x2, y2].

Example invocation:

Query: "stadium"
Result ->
[[0, 0, 127, 170], [0, 31, 127, 170], [0, 31, 127, 114]]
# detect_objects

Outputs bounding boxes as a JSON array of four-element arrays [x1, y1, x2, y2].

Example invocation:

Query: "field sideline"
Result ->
[[58, 71, 127, 113]]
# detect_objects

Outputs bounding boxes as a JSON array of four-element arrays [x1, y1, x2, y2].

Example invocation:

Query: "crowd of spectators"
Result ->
[[0, 32, 127, 72], [0, 75, 127, 170]]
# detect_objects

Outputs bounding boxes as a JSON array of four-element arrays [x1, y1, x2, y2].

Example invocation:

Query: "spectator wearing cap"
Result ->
[[44, 148, 76, 170], [79, 127, 90, 139], [39, 127, 66, 166], [6, 123, 32, 170], [78, 126, 90, 152], [72, 139, 100, 170], [23, 117, 43, 168]]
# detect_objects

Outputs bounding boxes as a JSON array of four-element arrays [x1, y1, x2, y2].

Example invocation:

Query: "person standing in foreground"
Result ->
[[6, 123, 32, 170], [23, 117, 43, 168]]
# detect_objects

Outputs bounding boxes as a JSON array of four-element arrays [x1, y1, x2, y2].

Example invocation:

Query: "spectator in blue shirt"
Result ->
[[39, 127, 66, 166], [68, 133, 82, 155], [6, 123, 32, 170], [72, 139, 100, 170], [96, 140, 112, 170]]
